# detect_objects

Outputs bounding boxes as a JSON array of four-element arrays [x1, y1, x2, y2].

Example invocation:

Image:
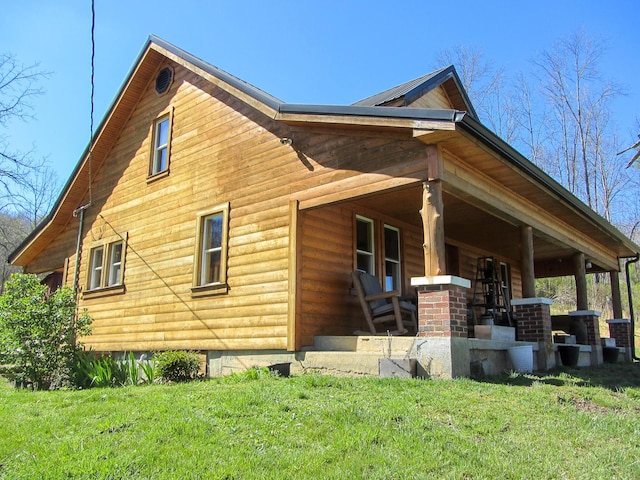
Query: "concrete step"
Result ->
[[312, 335, 420, 356], [291, 351, 383, 376]]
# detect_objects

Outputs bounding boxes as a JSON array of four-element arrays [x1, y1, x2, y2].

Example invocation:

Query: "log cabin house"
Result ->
[[10, 36, 639, 377]]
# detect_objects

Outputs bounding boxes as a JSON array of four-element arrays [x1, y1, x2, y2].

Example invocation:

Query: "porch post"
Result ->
[[420, 180, 446, 276], [610, 270, 623, 320], [520, 225, 536, 298], [572, 252, 588, 311]]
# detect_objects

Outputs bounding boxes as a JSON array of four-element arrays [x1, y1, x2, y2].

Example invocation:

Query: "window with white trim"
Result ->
[[384, 225, 401, 292], [85, 237, 127, 295], [193, 204, 229, 294], [355, 214, 403, 293], [149, 110, 173, 178], [89, 246, 104, 290], [107, 241, 123, 286], [356, 216, 375, 274]]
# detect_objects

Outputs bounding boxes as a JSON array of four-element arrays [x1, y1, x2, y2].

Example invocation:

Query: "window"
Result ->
[[89, 247, 104, 290], [149, 109, 173, 179], [85, 237, 127, 296], [355, 215, 403, 294], [152, 116, 169, 175], [193, 204, 229, 295], [356, 216, 374, 274], [107, 241, 123, 286], [201, 213, 223, 284], [384, 225, 401, 292], [500, 261, 512, 301]]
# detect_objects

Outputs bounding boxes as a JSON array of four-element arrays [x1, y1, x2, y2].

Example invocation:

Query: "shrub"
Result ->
[[154, 350, 201, 383], [0, 273, 92, 390]]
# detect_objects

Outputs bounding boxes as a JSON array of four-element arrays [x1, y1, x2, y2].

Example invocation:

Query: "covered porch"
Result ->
[[290, 138, 638, 378]]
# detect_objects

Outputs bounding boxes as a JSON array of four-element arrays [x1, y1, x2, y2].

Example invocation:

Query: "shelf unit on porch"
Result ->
[[472, 257, 513, 327]]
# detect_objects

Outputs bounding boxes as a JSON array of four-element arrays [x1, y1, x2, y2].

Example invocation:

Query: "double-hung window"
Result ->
[[149, 108, 173, 179], [152, 116, 170, 175], [86, 237, 127, 295], [108, 241, 123, 286], [384, 225, 401, 292], [89, 247, 104, 290], [355, 214, 403, 293], [193, 203, 230, 295], [356, 216, 375, 274]]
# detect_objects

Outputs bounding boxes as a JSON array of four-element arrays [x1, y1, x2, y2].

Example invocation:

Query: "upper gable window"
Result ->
[[148, 108, 174, 180], [151, 115, 170, 175]]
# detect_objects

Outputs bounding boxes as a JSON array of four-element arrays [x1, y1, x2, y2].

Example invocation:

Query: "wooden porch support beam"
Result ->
[[420, 180, 446, 276], [610, 270, 623, 319], [572, 252, 589, 311], [520, 225, 536, 298]]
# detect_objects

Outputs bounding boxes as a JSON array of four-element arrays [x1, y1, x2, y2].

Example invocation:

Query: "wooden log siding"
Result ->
[[296, 200, 427, 347], [21, 63, 293, 352]]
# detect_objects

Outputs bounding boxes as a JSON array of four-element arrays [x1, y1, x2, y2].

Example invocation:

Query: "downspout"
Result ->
[[72, 204, 91, 294], [624, 254, 639, 360]]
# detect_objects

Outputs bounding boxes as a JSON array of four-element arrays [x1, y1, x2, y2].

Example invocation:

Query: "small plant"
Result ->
[[73, 350, 155, 388], [0, 273, 92, 390], [154, 350, 201, 383]]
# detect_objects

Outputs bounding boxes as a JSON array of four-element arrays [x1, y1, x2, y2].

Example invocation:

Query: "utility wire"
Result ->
[[88, 0, 95, 205]]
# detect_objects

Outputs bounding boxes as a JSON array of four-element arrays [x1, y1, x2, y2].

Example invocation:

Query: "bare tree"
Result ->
[[533, 31, 622, 209], [0, 53, 59, 286], [0, 54, 49, 199]]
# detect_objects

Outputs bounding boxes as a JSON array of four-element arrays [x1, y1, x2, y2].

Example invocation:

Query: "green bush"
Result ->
[[0, 273, 92, 390], [154, 350, 201, 383]]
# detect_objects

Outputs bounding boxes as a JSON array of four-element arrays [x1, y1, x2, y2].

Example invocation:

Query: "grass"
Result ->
[[1, 364, 639, 479]]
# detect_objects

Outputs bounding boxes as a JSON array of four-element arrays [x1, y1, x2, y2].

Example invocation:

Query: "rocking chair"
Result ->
[[352, 270, 417, 335]]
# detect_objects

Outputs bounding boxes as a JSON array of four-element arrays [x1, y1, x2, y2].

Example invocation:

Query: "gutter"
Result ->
[[458, 115, 640, 255], [278, 103, 465, 122]]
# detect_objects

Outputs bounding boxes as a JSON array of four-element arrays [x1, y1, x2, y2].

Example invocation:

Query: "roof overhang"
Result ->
[[11, 36, 639, 274]]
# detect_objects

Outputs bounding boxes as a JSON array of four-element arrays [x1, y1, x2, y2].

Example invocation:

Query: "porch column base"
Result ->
[[411, 276, 471, 338], [569, 310, 603, 365], [511, 297, 555, 370], [411, 276, 471, 378], [606, 319, 632, 362]]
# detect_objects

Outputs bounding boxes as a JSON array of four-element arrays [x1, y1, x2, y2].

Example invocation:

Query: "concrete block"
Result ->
[[379, 358, 417, 378], [601, 337, 616, 347], [475, 325, 516, 341]]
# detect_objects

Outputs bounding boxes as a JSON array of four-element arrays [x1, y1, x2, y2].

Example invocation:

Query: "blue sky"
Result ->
[[2, 0, 639, 185]]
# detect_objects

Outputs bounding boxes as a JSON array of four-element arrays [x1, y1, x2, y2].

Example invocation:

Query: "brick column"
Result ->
[[417, 285, 468, 338], [569, 310, 603, 365], [569, 310, 601, 345], [511, 298, 553, 343], [511, 298, 555, 370], [606, 319, 632, 348], [410, 276, 471, 378]]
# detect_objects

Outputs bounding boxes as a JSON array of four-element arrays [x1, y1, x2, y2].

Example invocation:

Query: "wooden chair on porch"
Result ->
[[352, 270, 417, 335]]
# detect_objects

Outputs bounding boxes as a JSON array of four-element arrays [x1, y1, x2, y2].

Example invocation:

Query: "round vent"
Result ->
[[155, 67, 173, 94]]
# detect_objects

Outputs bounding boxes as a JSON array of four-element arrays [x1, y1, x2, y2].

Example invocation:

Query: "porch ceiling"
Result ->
[[352, 185, 605, 275]]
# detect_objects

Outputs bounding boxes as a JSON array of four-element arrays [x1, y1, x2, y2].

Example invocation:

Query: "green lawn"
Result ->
[[1, 364, 639, 479]]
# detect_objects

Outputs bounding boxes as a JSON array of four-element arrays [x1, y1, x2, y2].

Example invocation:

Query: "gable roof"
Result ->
[[352, 66, 478, 120], [9, 35, 638, 268], [9, 36, 465, 266]]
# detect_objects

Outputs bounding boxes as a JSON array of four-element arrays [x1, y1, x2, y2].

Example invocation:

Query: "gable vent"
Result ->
[[155, 67, 173, 94]]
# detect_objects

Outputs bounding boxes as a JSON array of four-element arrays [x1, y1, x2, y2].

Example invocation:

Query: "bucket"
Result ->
[[267, 362, 291, 377], [508, 345, 533, 373], [558, 345, 580, 367]]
